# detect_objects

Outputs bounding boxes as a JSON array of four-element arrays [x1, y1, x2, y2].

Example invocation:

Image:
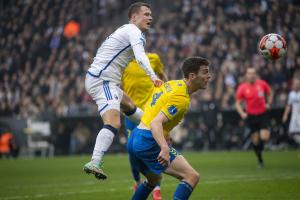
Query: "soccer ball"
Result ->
[[258, 33, 287, 60]]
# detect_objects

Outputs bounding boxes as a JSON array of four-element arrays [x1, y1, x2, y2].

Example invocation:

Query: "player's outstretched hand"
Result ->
[[157, 147, 170, 167], [152, 78, 164, 87]]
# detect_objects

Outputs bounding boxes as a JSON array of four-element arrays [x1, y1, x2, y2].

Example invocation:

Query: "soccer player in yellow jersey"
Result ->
[[122, 53, 167, 200], [127, 57, 211, 200]]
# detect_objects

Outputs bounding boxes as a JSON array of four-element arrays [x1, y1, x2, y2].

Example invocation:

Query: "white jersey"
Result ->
[[288, 90, 300, 133], [87, 24, 146, 84]]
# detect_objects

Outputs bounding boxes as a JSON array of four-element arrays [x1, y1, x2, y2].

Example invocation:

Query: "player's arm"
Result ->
[[128, 26, 163, 87], [132, 44, 163, 87], [235, 85, 247, 119], [235, 99, 247, 119], [150, 112, 170, 167], [282, 104, 291, 123], [264, 83, 273, 110], [282, 93, 292, 123], [265, 89, 273, 110]]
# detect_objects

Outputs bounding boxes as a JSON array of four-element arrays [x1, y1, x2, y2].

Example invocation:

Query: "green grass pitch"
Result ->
[[0, 151, 300, 200]]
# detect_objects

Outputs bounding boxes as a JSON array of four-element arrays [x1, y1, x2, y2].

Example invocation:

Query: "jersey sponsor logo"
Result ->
[[151, 91, 163, 107], [168, 105, 178, 116]]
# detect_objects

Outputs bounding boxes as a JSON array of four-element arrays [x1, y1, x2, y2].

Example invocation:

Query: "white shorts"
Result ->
[[289, 116, 300, 134], [85, 74, 123, 116]]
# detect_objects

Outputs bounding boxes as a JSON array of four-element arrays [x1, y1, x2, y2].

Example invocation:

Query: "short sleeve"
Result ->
[[128, 24, 145, 46], [236, 84, 244, 101], [161, 94, 188, 121]]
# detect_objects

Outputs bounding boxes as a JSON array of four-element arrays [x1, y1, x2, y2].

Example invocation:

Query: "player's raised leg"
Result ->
[[121, 92, 144, 123], [83, 79, 123, 179], [84, 82, 143, 180]]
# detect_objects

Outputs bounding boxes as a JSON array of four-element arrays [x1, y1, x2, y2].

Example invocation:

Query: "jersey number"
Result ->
[[151, 92, 163, 107]]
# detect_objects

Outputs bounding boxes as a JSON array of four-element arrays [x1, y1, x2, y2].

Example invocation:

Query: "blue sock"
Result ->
[[132, 181, 155, 200], [132, 170, 141, 183], [173, 181, 194, 200]]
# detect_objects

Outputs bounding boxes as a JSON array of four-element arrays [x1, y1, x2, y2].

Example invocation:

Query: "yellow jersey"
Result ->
[[122, 53, 164, 110], [141, 80, 190, 138]]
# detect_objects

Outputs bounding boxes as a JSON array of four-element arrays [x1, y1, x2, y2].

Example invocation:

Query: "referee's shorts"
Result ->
[[246, 112, 269, 134]]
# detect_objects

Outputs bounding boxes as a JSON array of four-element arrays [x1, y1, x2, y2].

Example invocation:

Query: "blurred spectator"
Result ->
[[0, 127, 19, 158], [199, 90, 221, 149], [52, 123, 70, 155], [70, 122, 91, 154], [63, 20, 80, 39]]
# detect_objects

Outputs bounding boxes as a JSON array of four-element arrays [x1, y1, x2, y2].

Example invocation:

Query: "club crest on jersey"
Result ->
[[168, 105, 178, 116], [114, 94, 118, 100]]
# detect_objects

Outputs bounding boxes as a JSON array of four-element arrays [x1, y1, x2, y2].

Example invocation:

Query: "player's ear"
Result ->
[[130, 14, 136, 23], [189, 73, 196, 80]]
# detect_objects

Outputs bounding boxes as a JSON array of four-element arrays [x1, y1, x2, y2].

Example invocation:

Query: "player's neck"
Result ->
[[129, 21, 144, 32], [183, 79, 195, 95]]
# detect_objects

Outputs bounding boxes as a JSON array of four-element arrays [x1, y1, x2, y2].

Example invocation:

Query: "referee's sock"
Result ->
[[253, 143, 263, 163], [131, 181, 155, 200]]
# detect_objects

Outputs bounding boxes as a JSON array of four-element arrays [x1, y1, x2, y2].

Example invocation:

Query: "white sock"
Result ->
[[126, 107, 143, 124], [91, 128, 115, 164]]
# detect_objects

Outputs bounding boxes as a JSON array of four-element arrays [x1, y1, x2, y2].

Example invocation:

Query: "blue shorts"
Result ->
[[126, 128, 179, 175], [124, 117, 138, 138]]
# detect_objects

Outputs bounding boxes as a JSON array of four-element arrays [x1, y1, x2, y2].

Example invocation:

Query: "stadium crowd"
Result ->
[[1, 0, 299, 118], [1, 0, 300, 152]]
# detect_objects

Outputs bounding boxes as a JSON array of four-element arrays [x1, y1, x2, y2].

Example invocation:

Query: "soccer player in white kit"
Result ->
[[282, 78, 300, 146], [83, 2, 163, 180]]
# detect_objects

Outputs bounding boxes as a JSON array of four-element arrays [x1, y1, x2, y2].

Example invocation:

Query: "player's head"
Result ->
[[245, 67, 257, 83], [128, 2, 152, 32], [181, 56, 211, 91]]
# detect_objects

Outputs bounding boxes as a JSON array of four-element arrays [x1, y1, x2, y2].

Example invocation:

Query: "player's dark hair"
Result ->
[[181, 57, 210, 78], [128, 2, 151, 19]]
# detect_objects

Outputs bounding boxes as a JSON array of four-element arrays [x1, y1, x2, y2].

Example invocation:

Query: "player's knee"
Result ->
[[251, 133, 260, 145], [191, 171, 200, 185], [121, 94, 135, 112], [103, 119, 121, 130], [103, 124, 119, 135], [183, 170, 200, 187], [146, 175, 162, 187], [260, 130, 270, 141], [102, 110, 121, 129]]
